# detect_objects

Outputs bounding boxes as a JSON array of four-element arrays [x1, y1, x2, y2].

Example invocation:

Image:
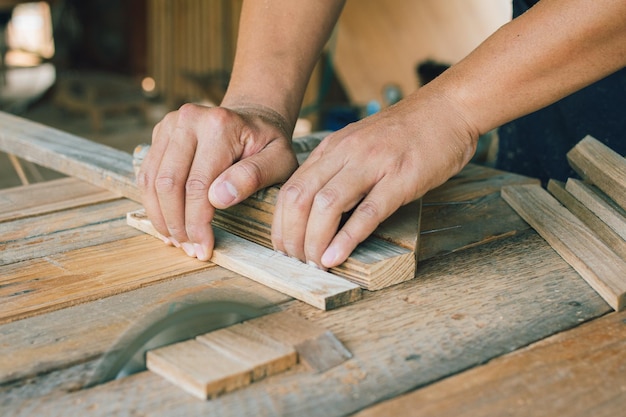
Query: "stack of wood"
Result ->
[[502, 136, 626, 311]]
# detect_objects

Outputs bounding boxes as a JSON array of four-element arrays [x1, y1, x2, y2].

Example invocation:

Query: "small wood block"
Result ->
[[548, 180, 626, 259], [127, 209, 362, 310], [243, 311, 352, 372], [502, 184, 626, 311], [564, 178, 626, 241], [146, 339, 252, 400], [567, 135, 626, 211], [196, 324, 297, 381]]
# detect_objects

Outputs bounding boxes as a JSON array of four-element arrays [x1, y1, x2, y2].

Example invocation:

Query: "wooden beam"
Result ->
[[127, 209, 362, 310], [547, 180, 626, 259], [567, 135, 626, 211], [502, 184, 626, 311], [0, 111, 418, 291], [564, 178, 626, 241]]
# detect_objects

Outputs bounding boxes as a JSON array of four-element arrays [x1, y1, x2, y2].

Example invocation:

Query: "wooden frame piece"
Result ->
[[502, 184, 626, 311]]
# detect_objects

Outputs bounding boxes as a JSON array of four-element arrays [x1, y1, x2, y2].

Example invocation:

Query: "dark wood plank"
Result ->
[[567, 135, 626, 211], [3, 231, 611, 416], [355, 310, 626, 417]]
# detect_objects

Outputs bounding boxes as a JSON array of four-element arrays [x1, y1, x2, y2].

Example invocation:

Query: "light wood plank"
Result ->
[[567, 135, 626, 211], [0, 178, 119, 223], [127, 209, 362, 310], [0, 235, 213, 324], [548, 180, 626, 259], [502, 184, 626, 311], [355, 310, 626, 417], [147, 339, 253, 400], [565, 178, 626, 241], [243, 311, 351, 372]]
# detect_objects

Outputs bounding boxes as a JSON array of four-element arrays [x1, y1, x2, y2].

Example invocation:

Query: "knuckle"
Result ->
[[237, 160, 266, 189], [313, 187, 341, 211], [185, 176, 210, 195], [136, 169, 152, 191], [354, 199, 381, 222], [154, 174, 179, 194], [281, 181, 311, 209]]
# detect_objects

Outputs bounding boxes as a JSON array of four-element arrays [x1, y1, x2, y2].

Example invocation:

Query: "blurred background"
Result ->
[[0, 0, 511, 188]]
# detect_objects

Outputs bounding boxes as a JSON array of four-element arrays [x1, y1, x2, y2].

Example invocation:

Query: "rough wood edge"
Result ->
[[502, 184, 626, 311], [127, 209, 362, 310]]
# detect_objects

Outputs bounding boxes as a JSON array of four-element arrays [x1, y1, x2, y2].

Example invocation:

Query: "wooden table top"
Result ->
[[1, 164, 624, 416]]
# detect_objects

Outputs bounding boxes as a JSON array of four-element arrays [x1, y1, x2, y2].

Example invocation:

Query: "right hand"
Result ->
[[136, 103, 298, 261]]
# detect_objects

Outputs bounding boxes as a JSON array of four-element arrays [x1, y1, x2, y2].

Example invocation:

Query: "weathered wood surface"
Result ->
[[548, 180, 626, 259], [502, 184, 626, 311], [355, 309, 626, 417], [567, 135, 626, 210], [127, 209, 362, 310], [2, 230, 611, 416]]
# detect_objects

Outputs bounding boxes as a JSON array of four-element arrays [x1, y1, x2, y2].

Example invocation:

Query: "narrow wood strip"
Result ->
[[567, 135, 626, 210], [0, 177, 118, 223], [0, 235, 213, 324], [244, 311, 352, 372], [548, 180, 626, 259], [147, 339, 252, 400], [565, 178, 626, 241], [127, 209, 362, 310], [502, 184, 626, 311]]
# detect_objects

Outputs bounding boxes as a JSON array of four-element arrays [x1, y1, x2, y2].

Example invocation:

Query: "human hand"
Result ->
[[271, 90, 479, 269], [137, 103, 298, 261]]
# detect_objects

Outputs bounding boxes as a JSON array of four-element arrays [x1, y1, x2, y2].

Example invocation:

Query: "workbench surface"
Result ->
[[1, 164, 624, 416]]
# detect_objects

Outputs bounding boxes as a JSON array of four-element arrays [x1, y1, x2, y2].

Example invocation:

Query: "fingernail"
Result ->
[[169, 238, 181, 248], [159, 235, 171, 245], [194, 243, 209, 261], [212, 180, 238, 206], [321, 245, 339, 267], [182, 242, 196, 258], [275, 250, 287, 256], [307, 260, 326, 271]]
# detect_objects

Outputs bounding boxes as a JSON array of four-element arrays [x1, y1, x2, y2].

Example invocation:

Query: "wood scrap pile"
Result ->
[[502, 136, 626, 311]]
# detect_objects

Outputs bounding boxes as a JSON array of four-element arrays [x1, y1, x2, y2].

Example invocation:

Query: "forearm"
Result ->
[[432, 0, 626, 136], [221, 0, 345, 134]]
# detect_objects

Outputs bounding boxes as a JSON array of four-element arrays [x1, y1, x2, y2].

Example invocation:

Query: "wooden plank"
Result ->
[[354, 309, 626, 417], [5, 231, 611, 416], [502, 184, 626, 311], [1, 199, 142, 266], [243, 311, 351, 372], [146, 339, 254, 400], [127, 209, 362, 310], [567, 135, 626, 211], [0, 177, 118, 223], [547, 180, 626, 259], [0, 235, 214, 325], [565, 178, 626, 241]]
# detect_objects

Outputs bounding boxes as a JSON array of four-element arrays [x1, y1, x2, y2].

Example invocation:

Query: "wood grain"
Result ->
[[565, 178, 626, 241], [127, 209, 362, 310], [548, 180, 626, 259], [567, 135, 626, 211], [502, 184, 626, 311], [355, 309, 626, 417]]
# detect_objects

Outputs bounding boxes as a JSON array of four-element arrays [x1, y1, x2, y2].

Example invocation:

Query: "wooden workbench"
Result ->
[[1, 163, 624, 416]]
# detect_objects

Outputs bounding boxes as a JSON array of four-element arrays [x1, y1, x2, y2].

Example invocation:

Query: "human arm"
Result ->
[[136, 0, 345, 260], [272, 0, 626, 268]]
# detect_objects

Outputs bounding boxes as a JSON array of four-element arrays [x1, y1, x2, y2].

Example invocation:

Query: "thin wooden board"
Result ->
[[5, 231, 612, 416], [355, 309, 626, 417], [0, 235, 214, 325], [567, 135, 626, 211], [565, 178, 626, 241], [502, 184, 626, 311], [127, 209, 362, 310], [548, 180, 626, 259], [0, 177, 119, 223]]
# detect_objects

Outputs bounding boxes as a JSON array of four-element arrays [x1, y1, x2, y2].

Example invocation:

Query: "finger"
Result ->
[[154, 126, 197, 245], [209, 139, 298, 209], [320, 180, 403, 268], [137, 118, 175, 244]]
